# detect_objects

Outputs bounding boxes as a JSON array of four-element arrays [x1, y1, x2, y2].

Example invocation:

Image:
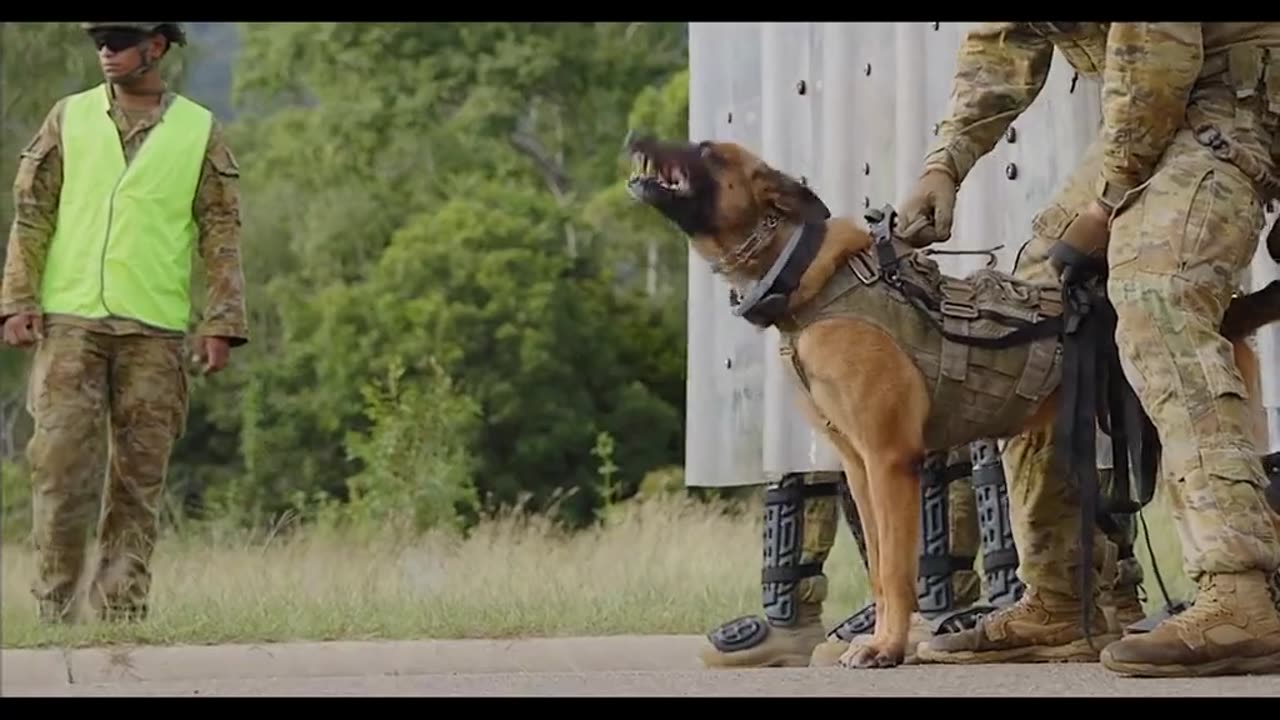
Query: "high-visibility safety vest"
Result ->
[[41, 83, 213, 332]]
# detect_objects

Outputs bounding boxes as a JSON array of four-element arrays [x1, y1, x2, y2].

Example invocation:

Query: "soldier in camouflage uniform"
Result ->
[[896, 22, 1280, 677], [0, 22, 248, 623]]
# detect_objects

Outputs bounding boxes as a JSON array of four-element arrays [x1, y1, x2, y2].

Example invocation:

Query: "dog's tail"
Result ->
[[1221, 279, 1280, 340]]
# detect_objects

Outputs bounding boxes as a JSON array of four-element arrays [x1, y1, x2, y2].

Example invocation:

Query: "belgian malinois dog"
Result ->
[[624, 136, 1280, 669]]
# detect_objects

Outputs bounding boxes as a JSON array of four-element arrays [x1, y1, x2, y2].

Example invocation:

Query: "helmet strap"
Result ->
[[109, 37, 166, 94]]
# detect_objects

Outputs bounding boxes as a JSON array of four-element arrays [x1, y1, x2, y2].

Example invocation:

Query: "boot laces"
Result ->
[[1167, 577, 1232, 634]]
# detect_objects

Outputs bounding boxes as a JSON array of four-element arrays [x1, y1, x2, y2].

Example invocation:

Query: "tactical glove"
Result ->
[[1048, 203, 1112, 283], [896, 170, 958, 248]]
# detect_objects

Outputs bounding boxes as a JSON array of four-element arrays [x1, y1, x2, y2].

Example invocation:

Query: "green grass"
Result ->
[[1, 489, 1192, 650]]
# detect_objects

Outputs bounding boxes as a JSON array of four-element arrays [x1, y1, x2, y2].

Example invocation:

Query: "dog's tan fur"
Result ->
[[627, 138, 1280, 669]]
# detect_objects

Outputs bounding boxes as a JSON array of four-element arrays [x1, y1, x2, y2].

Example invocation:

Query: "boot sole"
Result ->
[[1101, 649, 1280, 678], [700, 650, 814, 669], [915, 633, 1121, 665]]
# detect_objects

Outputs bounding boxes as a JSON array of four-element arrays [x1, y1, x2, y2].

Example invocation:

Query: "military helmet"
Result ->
[[80, 22, 187, 46]]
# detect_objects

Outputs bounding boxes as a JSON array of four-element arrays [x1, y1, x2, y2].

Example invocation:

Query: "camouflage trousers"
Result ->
[[1008, 115, 1280, 598], [24, 322, 189, 622]]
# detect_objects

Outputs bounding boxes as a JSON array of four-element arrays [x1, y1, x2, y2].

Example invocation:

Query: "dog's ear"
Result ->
[[750, 163, 831, 222]]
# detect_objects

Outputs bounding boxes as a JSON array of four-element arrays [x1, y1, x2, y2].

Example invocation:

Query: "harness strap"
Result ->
[[919, 555, 976, 576], [1052, 281, 1107, 650]]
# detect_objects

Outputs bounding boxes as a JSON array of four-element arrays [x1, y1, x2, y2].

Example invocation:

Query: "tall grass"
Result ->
[[1, 489, 1190, 650]]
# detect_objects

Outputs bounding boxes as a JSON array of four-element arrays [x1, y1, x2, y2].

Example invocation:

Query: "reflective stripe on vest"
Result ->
[[41, 83, 213, 332]]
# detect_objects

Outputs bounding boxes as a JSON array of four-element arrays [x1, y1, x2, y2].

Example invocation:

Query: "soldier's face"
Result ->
[[89, 28, 166, 81]]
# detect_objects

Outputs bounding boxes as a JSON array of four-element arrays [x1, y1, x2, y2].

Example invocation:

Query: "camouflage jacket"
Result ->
[[0, 84, 249, 346], [923, 22, 1280, 211]]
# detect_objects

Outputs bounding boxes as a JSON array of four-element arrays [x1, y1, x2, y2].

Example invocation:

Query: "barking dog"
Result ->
[[625, 136, 1280, 669]]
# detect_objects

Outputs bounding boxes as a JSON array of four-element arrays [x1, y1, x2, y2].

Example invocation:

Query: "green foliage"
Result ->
[[0, 22, 693, 535], [280, 356, 481, 538]]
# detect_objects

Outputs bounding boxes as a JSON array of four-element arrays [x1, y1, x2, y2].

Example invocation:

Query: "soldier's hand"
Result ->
[[1049, 200, 1112, 282], [2, 312, 44, 347], [895, 170, 958, 248], [194, 336, 231, 375]]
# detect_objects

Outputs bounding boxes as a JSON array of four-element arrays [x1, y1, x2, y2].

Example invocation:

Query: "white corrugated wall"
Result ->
[[684, 21, 1280, 488]]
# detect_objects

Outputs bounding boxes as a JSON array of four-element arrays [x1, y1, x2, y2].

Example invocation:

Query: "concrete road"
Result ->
[[8, 665, 1280, 697], [5, 636, 1280, 697]]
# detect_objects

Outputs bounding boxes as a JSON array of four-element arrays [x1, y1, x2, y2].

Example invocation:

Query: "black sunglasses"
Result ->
[[89, 28, 149, 53]]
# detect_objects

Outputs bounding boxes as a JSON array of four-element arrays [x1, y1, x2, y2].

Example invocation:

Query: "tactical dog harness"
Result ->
[[738, 206, 1067, 450]]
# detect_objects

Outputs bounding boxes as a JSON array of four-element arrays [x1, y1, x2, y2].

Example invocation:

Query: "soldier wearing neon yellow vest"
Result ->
[[0, 22, 248, 623]]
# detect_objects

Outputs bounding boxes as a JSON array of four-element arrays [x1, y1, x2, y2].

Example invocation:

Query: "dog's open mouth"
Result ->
[[626, 149, 692, 200]]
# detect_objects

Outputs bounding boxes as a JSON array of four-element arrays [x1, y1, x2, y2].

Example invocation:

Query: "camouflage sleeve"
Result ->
[[923, 23, 1055, 184], [1, 100, 64, 322], [192, 120, 250, 347], [1094, 23, 1204, 210]]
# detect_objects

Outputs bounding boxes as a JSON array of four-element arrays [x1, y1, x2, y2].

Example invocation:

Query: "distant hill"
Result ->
[[182, 22, 240, 122]]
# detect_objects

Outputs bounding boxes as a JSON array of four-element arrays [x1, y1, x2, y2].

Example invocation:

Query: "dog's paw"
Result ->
[[837, 642, 904, 669]]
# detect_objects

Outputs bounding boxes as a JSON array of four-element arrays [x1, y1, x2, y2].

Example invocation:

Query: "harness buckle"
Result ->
[[1037, 287, 1064, 319], [939, 279, 979, 319], [847, 252, 881, 285], [940, 300, 980, 320]]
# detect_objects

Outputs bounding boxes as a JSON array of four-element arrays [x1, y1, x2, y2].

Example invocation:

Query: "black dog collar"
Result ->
[[732, 220, 828, 329]]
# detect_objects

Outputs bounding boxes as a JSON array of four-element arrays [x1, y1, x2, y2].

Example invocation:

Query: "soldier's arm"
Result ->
[[1094, 23, 1204, 212], [192, 120, 250, 347], [1, 101, 65, 323], [923, 22, 1055, 184]]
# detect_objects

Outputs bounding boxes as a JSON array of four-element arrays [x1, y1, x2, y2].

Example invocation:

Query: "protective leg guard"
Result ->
[[701, 472, 840, 669], [812, 445, 995, 666], [971, 438, 1025, 608]]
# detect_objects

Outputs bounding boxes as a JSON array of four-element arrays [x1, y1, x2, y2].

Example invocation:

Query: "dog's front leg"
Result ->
[[839, 454, 921, 669], [833, 448, 879, 602]]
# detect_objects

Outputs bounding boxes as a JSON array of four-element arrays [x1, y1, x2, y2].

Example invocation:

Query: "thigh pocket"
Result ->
[[1170, 164, 1264, 284], [1199, 342, 1249, 403]]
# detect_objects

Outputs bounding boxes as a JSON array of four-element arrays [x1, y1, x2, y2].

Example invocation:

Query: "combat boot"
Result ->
[[1100, 571, 1280, 677], [915, 584, 1118, 664], [700, 472, 840, 668]]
